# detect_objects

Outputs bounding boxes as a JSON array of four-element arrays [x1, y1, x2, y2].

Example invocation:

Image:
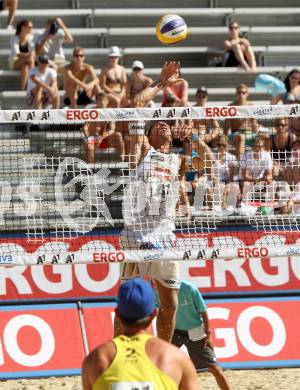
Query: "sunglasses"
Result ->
[[74, 53, 84, 58], [237, 90, 247, 95], [290, 76, 300, 81], [218, 144, 226, 147], [276, 123, 287, 127], [230, 25, 239, 30]]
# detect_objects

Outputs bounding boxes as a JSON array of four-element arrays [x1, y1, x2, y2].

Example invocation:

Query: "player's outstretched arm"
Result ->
[[133, 61, 181, 107]]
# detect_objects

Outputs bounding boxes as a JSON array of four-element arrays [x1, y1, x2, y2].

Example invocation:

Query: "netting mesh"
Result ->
[[0, 106, 299, 264]]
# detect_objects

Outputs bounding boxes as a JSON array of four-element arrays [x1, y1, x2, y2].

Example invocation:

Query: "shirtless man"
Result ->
[[63, 47, 100, 108], [82, 278, 198, 390], [125, 60, 153, 106], [99, 46, 127, 108], [225, 83, 259, 157], [0, 0, 18, 29], [192, 86, 221, 148], [84, 92, 124, 163]]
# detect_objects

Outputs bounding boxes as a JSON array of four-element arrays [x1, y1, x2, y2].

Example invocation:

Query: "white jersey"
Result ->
[[122, 146, 181, 245]]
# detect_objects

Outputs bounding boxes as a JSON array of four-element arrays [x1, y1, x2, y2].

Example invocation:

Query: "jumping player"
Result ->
[[118, 62, 211, 342]]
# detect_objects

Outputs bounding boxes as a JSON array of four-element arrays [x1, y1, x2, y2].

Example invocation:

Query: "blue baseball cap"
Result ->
[[117, 278, 155, 320]]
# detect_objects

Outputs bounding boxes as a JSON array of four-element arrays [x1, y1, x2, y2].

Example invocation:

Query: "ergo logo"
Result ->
[[66, 110, 99, 121], [93, 251, 125, 263], [205, 107, 237, 117], [237, 247, 269, 258]]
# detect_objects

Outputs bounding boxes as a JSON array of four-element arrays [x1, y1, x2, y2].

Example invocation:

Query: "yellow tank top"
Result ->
[[93, 333, 179, 390]]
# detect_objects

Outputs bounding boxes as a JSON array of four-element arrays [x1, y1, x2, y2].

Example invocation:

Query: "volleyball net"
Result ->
[[0, 105, 300, 265]]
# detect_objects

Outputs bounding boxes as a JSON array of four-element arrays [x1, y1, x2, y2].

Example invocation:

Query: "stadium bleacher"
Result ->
[[0, 3, 299, 105]]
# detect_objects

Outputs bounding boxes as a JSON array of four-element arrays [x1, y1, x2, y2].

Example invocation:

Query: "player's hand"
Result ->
[[160, 61, 180, 86], [204, 335, 214, 349]]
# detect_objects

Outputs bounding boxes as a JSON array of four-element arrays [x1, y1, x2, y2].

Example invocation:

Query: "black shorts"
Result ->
[[172, 329, 218, 370], [64, 90, 93, 106]]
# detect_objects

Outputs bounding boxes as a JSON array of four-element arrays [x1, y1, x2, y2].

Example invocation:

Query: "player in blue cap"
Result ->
[[82, 278, 198, 390]]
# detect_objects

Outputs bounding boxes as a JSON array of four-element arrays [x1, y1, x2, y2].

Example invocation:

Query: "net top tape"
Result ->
[[3, 104, 299, 124]]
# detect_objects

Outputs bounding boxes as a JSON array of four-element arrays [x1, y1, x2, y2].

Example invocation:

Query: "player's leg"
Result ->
[[186, 338, 232, 390], [154, 278, 179, 342], [114, 234, 142, 336], [207, 365, 232, 390]]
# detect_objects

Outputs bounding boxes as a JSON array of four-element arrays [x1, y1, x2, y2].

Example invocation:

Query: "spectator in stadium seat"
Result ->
[[271, 69, 300, 105], [192, 86, 221, 148], [271, 69, 300, 139], [213, 135, 239, 209], [125, 60, 153, 107], [84, 92, 124, 163], [162, 68, 189, 107], [0, 0, 18, 29], [82, 278, 198, 390], [27, 54, 59, 109], [9, 19, 35, 90], [241, 136, 273, 185], [285, 140, 300, 187], [63, 47, 100, 108], [99, 46, 127, 108], [223, 21, 256, 71], [35, 17, 73, 71], [225, 84, 260, 158], [184, 136, 215, 210], [265, 117, 296, 180], [158, 280, 233, 390]]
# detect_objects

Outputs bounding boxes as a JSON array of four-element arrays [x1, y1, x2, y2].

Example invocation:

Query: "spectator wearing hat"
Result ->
[[99, 46, 127, 108], [63, 46, 100, 108], [82, 278, 198, 390], [9, 19, 35, 90], [192, 87, 221, 148], [35, 17, 73, 71], [27, 54, 59, 109], [0, 0, 18, 29], [125, 60, 153, 107]]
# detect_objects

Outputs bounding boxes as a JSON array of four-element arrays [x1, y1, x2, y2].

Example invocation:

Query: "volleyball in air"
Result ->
[[156, 14, 188, 45]]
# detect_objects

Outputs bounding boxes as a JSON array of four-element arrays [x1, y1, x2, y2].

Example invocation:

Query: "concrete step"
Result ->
[[0, 9, 92, 29]]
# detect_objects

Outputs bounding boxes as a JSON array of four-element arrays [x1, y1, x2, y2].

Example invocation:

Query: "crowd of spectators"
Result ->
[[2, 8, 300, 217]]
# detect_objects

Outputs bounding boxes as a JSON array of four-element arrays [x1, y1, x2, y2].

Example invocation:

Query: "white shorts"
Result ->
[[119, 234, 180, 290]]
